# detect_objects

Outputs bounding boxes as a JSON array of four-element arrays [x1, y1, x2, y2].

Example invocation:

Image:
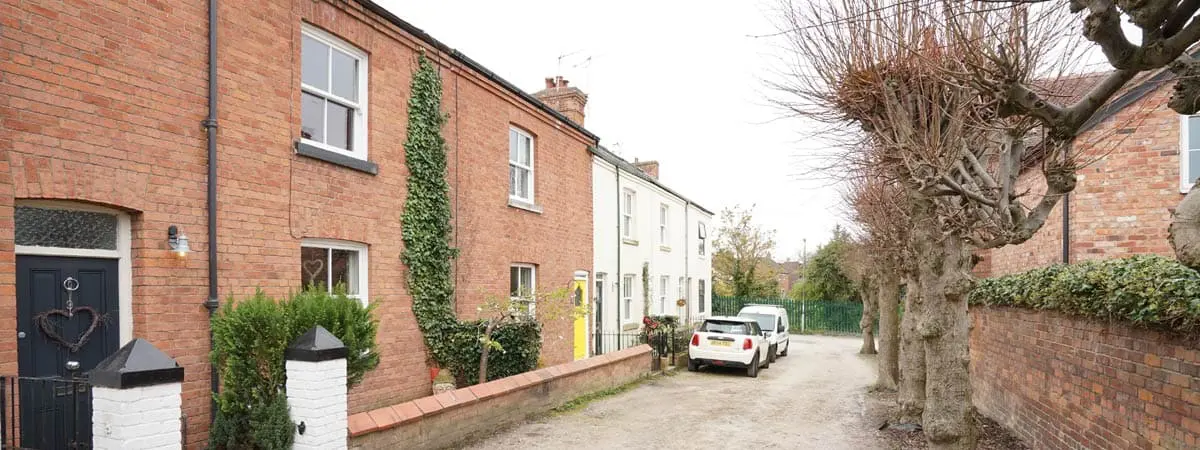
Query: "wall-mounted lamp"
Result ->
[[167, 225, 190, 258]]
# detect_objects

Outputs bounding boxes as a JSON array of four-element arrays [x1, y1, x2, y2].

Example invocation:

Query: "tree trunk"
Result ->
[[897, 276, 925, 426], [860, 279, 878, 354], [1170, 184, 1200, 270], [914, 222, 976, 449], [876, 273, 901, 391], [478, 319, 501, 383]]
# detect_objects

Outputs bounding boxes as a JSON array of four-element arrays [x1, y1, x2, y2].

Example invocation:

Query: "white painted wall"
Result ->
[[286, 358, 348, 450], [92, 382, 182, 449], [592, 157, 713, 336]]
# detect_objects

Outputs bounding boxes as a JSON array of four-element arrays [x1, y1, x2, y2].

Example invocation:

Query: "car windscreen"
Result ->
[[739, 313, 775, 333], [699, 320, 751, 335]]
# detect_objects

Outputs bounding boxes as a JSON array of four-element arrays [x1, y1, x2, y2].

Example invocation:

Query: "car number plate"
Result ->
[[711, 340, 731, 347]]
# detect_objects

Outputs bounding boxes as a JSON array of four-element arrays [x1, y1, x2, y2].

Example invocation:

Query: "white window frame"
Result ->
[[301, 238, 369, 306], [622, 189, 636, 239], [300, 23, 369, 160], [622, 274, 635, 321], [1182, 115, 1200, 193], [659, 204, 669, 245], [510, 264, 537, 317], [698, 222, 708, 256], [658, 275, 669, 314], [509, 127, 536, 203], [698, 279, 707, 313]]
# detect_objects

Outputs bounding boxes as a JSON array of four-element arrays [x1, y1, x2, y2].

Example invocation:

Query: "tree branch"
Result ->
[[938, 175, 998, 208], [1063, 69, 1138, 130], [1164, 0, 1200, 37]]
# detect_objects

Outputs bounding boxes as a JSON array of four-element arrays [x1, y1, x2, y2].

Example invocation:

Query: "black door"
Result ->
[[594, 279, 604, 354], [16, 255, 119, 450]]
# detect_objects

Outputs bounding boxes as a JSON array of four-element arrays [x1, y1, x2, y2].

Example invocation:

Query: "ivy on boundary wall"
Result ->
[[969, 255, 1200, 335]]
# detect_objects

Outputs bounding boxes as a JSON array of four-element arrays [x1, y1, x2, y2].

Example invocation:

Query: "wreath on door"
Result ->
[[33, 276, 107, 353]]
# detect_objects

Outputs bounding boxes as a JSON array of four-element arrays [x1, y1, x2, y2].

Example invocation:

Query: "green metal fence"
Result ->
[[711, 295, 864, 335]]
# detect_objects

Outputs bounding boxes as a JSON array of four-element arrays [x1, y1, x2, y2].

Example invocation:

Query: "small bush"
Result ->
[[209, 286, 379, 449], [441, 319, 542, 386], [969, 255, 1200, 334]]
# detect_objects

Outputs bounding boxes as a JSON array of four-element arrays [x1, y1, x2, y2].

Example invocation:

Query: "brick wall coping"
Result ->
[[346, 345, 652, 437]]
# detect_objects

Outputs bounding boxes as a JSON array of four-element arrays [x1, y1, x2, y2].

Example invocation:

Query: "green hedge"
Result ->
[[209, 287, 379, 449], [969, 255, 1200, 334], [441, 320, 541, 386]]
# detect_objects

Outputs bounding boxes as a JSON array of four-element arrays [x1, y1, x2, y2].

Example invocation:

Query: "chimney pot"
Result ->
[[544, 77, 556, 89]]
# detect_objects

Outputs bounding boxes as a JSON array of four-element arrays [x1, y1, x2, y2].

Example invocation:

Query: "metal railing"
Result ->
[[592, 331, 644, 356], [1, 375, 93, 450], [711, 295, 866, 335]]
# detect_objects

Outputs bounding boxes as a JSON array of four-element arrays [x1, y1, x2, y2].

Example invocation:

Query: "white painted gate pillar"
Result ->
[[89, 338, 184, 449], [285, 326, 348, 450]]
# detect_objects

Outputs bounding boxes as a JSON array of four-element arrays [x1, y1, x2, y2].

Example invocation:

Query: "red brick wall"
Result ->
[[2, 0, 593, 446], [971, 307, 1200, 449], [348, 345, 652, 449], [977, 87, 1183, 277]]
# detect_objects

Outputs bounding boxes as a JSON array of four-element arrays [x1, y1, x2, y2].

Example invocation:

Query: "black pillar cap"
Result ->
[[285, 326, 347, 362], [89, 338, 185, 389]]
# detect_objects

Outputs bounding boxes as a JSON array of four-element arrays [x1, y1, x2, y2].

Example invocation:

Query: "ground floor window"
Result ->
[[511, 264, 536, 317], [623, 274, 635, 321], [698, 279, 706, 313], [301, 239, 367, 304]]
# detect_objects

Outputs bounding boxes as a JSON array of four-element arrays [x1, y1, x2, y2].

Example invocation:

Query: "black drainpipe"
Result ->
[[614, 165, 621, 347], [203, 0, 220, 424], [1062, 192, 1070, 264]]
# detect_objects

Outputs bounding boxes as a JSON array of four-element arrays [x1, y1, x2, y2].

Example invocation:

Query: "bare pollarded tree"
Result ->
[[845, 173, 914, 394], [769, 1, 1110, 447]]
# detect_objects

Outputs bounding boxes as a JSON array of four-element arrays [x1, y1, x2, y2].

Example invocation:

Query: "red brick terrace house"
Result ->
[[976, 66, 1196, 277], [1, 0, 596, 445]]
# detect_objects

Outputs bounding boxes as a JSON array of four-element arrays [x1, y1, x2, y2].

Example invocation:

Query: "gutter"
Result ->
[[353, 0, 600, 145], [203, 0, 220, 424]]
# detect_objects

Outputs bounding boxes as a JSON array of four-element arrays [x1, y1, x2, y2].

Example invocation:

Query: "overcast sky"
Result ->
[[378, 0, 842, 260]]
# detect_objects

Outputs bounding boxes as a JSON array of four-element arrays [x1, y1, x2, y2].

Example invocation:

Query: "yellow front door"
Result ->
[[572, 275, 588, 360]]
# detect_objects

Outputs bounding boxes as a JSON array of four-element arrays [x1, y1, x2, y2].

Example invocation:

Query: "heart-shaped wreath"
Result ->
[[33, 306, 105, 353]]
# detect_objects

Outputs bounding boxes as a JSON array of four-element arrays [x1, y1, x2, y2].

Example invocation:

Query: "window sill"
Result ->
[[658, 245, 671, 253], [295, 141, 378, 175], [621, 323, 640, 331], [622, 238, 639, 246], [507, 198, 544, 214]]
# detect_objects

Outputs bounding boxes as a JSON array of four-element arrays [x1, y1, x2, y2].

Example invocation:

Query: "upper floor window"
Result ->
[[1182, 115, 1200, 192], [698, 222, 707, 255], [301, 239, 368, 305], [622, 190, 636, 239], [659, 204, 669, 245], [509, 127, 535, 203], [301, 25, 368, 159]]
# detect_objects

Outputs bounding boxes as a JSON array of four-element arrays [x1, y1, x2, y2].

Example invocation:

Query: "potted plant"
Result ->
[[432, 370, 456, 394]]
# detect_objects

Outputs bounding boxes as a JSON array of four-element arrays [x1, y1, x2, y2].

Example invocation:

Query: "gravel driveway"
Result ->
[[466, 335, 889, 449]]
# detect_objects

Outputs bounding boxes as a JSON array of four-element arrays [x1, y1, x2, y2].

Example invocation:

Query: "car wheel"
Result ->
[[780, 341, 789, 357], [768, 345, 777, 363], [747, 355, 759, 378], [687, 358, 699, 372]]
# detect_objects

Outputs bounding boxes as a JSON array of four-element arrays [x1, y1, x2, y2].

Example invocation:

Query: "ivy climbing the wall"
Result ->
[[402, 54, 459, 369]]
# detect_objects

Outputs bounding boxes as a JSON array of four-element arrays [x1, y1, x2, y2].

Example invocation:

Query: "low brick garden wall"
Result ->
[[971, 307, 1200, 449], [347, 345, 652, 449]]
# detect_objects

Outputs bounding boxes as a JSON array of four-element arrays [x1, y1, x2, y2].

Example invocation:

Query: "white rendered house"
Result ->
[[591, 146, 713, 347]]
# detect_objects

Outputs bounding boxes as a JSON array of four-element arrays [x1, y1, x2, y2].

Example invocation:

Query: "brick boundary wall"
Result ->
[[971, 307, 1200, 449], [346, 345, 652, 449]]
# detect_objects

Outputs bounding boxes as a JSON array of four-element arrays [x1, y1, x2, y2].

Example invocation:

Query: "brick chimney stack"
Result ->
[[633, 158, 659, 180], [533, 76, 588, 126]]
